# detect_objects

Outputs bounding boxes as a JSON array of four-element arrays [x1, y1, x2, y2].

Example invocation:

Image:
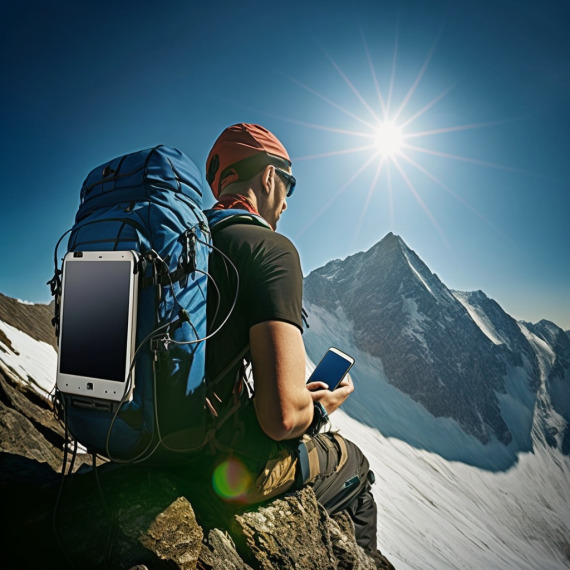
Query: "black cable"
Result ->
[[52, 229, 73, 272], [165, 238, 240, 345], [104, 318, 172, 463], [52, 405, 78, 570], [92, 453, 113, 569], [145, 235, 241, 347], [150, 238, 245, 454]]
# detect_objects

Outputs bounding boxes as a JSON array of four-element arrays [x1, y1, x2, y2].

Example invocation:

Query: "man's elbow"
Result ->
[[265, 427, 293, 441], [258, 412, 307, 441]]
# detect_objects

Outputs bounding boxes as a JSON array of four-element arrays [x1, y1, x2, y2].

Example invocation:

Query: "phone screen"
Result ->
[[307, 348, 354, 390], [59, 259, 133, 382]]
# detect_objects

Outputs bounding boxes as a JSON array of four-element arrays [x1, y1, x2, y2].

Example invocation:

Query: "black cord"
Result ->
[[165, 237, 240, 345], [104, 318, 172, 463], [52, 405, 78, 570], [92, 453, 114, 569]]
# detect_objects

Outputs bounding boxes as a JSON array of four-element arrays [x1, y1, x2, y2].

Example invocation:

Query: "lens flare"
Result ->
[[212, 457, 252, 502]]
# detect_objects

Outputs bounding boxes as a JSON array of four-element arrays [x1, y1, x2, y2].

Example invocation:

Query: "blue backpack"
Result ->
[[50, 145, 249, 463]]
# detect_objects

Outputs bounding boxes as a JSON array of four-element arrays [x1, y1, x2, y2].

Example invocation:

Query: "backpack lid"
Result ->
[[80, 146, 203, 208]]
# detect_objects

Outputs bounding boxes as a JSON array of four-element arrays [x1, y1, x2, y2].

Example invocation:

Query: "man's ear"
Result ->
[[260, 164, 275, 195]]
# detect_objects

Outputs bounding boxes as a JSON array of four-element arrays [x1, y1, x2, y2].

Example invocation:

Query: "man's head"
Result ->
[[206, 123, 295, 229]]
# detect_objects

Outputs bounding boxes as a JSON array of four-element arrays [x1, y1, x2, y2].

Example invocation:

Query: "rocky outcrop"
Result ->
[[0, 361, 391, 569]]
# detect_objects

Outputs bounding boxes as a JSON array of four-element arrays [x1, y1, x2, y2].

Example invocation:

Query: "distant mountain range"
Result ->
[[303, 232, 570, 469]]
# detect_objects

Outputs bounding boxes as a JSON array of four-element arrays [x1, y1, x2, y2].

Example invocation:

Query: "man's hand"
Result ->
[[306, 373, 354, 415]]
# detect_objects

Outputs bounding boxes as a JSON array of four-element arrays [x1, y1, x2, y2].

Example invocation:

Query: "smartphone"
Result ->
[[306, 347, 355, 390]]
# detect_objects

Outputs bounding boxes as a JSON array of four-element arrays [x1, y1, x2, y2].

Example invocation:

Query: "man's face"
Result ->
[[260, 166, 291, 230]]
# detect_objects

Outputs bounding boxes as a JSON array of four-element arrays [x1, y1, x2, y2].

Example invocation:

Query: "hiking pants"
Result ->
[[296, 432, 378, 554]]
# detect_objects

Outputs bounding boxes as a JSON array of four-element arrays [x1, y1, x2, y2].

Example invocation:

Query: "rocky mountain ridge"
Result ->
[[0, 292, 56, 349]]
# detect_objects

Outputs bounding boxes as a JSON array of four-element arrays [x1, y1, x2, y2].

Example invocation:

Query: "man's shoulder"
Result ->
[[216, 222, 298, 253]]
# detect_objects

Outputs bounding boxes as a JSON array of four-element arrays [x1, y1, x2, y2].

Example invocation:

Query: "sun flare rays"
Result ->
[[288, 29, 520, 246]]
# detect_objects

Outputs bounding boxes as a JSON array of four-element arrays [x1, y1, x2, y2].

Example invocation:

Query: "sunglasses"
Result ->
[[274, 167, 296, 197]]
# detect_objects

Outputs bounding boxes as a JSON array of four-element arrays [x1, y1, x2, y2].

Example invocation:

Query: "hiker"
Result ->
[[202, 123, 393, 568]]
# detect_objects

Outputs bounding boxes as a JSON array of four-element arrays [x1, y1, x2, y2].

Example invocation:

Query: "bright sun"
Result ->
[[289, 31, 507, 243], [374, 121, 403, 157]]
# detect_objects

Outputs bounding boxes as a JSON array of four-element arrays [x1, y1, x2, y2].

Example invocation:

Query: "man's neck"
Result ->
[[213, 192, 260, 216]]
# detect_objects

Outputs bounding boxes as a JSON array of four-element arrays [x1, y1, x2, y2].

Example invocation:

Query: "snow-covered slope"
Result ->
[[331, 409, 570, 570], [0, 319, 56, 398], [302, 316, 570, 568]]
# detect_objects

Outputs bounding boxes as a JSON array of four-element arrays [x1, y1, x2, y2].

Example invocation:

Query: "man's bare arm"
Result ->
[[250, 320, 313, 441]]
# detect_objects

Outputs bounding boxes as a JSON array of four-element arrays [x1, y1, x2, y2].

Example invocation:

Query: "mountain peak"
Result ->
[[304, 232, 448, 311], [372, 231, 407, 253]]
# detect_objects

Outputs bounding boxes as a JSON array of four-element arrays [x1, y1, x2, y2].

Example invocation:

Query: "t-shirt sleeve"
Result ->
[[243, 232, 304, 331]]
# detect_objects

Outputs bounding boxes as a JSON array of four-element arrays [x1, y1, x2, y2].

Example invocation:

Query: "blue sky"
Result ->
[[1, 0, 569, 329]]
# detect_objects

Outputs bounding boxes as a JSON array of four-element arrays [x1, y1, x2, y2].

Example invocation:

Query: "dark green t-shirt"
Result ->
[[205, 221, 304, 463], [207, 222, 303, 388]]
